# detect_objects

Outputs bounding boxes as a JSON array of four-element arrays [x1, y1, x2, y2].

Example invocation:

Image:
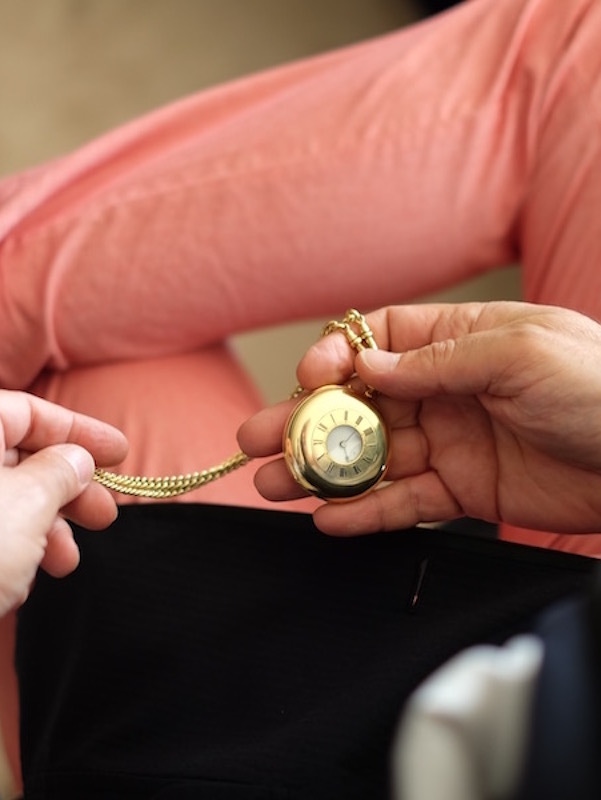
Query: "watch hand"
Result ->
[[339, 436, 357, 463], [340, 443, 352, 463]]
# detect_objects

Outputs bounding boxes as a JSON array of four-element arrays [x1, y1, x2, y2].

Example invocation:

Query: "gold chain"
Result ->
[[92, 451, 251, 499], [93, 309, 376, 498]]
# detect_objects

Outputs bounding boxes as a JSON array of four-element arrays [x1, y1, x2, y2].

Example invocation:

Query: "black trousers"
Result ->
[[16, 505, 598, 799]]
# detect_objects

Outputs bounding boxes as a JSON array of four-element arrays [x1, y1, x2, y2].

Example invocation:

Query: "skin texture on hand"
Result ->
[[238, 302, 601, 537], [0, 391, 128, 614]]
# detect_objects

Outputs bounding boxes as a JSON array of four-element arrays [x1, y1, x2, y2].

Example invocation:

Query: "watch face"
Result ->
[[283, 385, 389, 500], [325, 423, 363, 464]]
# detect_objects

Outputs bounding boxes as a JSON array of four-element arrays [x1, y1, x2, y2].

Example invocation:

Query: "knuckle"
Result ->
[[421, 339, 459, 379]]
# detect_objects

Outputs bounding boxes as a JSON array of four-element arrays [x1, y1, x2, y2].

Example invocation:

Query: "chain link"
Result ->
[[93, 309, 376, 498], [93, 452, 250, 498]]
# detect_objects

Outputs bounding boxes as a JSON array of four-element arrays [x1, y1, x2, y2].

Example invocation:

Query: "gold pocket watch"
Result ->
[[94, 309, 389, 501], [283, 384, 389, 500]]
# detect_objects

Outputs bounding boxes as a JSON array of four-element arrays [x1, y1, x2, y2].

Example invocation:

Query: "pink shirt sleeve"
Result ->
[[1, 0, 599, 382]]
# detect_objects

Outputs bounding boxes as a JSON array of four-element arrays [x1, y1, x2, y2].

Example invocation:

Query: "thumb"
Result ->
[[0, 444, 94, 612], [3, 444, 94, 535], [356, 334, 504, 401]]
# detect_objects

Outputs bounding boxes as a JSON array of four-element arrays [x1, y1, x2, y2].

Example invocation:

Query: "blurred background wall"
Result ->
[[0, 0, 519, 405]]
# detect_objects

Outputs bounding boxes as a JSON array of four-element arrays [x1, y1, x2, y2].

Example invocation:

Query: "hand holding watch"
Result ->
[[94, 310, 390, 502], [280, 309, 390, 501]]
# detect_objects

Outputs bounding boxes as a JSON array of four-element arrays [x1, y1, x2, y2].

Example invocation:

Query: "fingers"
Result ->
[[250, 456, 463, 535], [354, 302, 595, 402], [7, 442, 120, 538], [6, 446, 120, 531], [296, 334, 357, 389], [39, 516, 81, 578], [0, 392, 127, 613], [281, 301, 587, 408], [16, 443, 93, 493], [237, 398, 298, 458], [355, 328, 513, 401], [294, 304, 480, 386], [0, 391, 126, 537], [2, 448, 18, 467], [253, 457, 309, 501], [295, 302, 545, 394], [0, 389, 128, 465], [2, 444, 95, 533], [60, 480, 120, 530], [315, 472, 463, 536], [363, 302, 523, 352], [0, 444, 99, 613], [251, 458, 466, 538]]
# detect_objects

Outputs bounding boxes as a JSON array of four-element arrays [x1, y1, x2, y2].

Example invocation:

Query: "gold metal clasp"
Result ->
[[322, 309, 377, 353], [321, 309, 378, 398]]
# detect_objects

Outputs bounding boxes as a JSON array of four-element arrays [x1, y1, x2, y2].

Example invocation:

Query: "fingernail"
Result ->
[[360, 349, 401, 371], [54, 444, 95, 486]]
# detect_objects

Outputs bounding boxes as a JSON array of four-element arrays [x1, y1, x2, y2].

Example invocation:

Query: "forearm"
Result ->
[[3, 0, 591, 388]]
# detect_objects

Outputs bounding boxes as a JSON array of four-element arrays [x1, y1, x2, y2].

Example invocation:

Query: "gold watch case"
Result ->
[[283, 384, 390, 501]]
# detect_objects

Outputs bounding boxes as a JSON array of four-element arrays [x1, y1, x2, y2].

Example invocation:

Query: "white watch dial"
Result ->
[[326, 424, 363, 464]]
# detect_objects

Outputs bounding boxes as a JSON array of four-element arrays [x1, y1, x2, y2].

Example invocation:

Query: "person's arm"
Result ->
[[1, 0, 599, 389], [239, 301, 601, 539]]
